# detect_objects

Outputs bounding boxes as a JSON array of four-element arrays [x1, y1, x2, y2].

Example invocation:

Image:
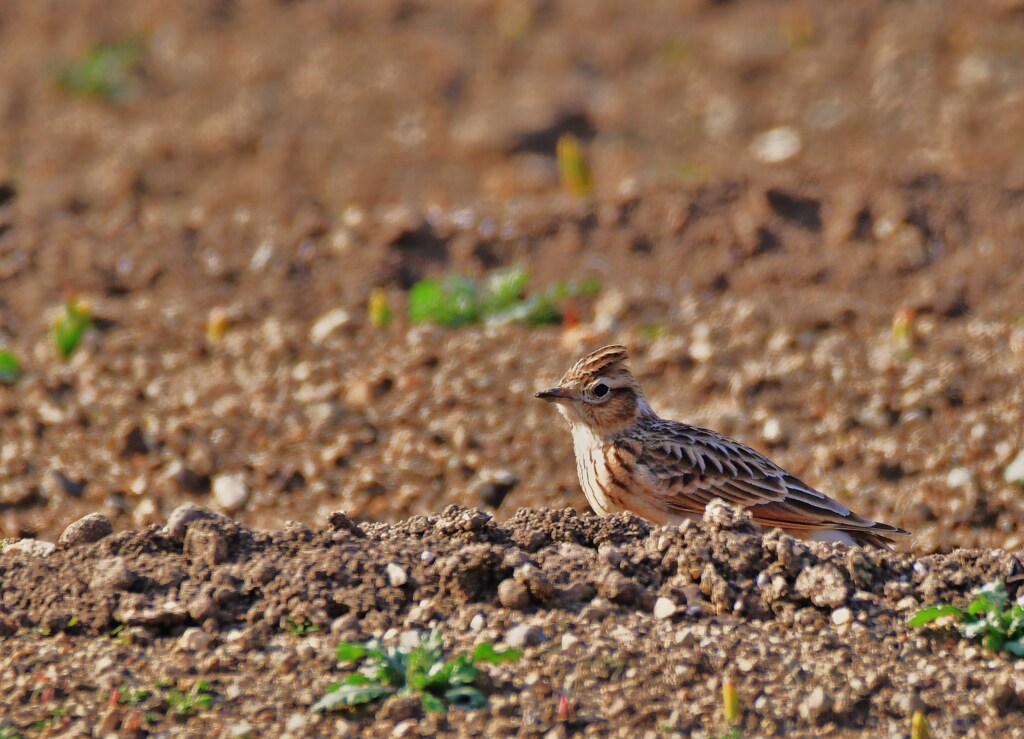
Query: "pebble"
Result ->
[[561, 633, 579, 649], [799, 686, 833, 723], [795, 564, 850, 609], [386, 563, 408, 588], [751, 125, 802, 163], [653, 597, 677, 620], [309, 308, 351, 344], [3, 539, 56, 557], [506, 623, 546, 649], [831, 607, 852, 626], [212, 474, 249, 512], [178, 627, 212, 651], [1005, 450, 1024, 485], [946, 467, 973, 488], [166, 502, 222, 542], [230, 722, 255, 738], [498, 578, 531, 610], [420, 550, 436, 565], [469, 613, 485, 631]]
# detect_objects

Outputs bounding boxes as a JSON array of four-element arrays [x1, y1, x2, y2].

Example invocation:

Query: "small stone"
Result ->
[[178, 627, 212, 651], [310, 308, 352, 344], [831, 607, 852, 626], [285, 712, 308, 733], [499, 578, 531, 610], [762, 418, 785, 444], [653, 597, 677, 620], [386, 563, 408, 588], [475, 469, 518, 508], [230, 721, 255, 738], [469, 613, 485, 631], [799, 686, 833, 723], [420, 550, 436, 565], [736, 656, 757, 673], [212, 474, 248, 512], [57, 512, 112, 547], [506, 623, 546, 649], [561, 633, 579, 649], [751, 126, 802, 164], [166, 502, 222, 542], [598, 544, 623, 567], [3, 539, 56, 557], [1005, 450, 1024, 486], [795, 564, 850, 609], [946, 467, 973, 488]]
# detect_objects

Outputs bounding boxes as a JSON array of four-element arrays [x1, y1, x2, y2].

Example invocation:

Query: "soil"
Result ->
[[1, 0, 1024, 736]]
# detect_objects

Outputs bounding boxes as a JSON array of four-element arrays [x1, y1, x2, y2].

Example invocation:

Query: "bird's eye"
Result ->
[[592, 383, 609, 398]]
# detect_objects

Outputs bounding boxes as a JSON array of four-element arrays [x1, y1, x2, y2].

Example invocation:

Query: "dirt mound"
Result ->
[[2, 505, 1022, 736]]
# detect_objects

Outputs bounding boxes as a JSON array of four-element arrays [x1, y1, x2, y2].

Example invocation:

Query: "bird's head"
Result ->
[[535, 344, 650, 436]]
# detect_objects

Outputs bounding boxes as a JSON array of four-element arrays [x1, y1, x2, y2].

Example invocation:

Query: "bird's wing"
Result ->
[[630, 420, 907, 537]]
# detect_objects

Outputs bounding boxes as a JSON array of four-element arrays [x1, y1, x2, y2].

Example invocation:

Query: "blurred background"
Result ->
[[0, 0, 1022, 552]]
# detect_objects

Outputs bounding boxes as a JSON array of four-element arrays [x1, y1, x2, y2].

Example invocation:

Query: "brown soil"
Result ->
[[1, 0, 1024, 736]]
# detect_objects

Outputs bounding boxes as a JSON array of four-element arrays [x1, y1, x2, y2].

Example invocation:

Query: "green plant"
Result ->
[[368, 288, 393, 328], [556, 133, 593, 197], [109, 623, 130, 646], [312, 627, 521, 714], [408, 267, 599, 327], [0, 350, 22, 385], [52, 37, 146, 102], [52, 298, 93, 360], [0, 725, 21, 739], [911, 709, 930, 739], [165, 680, 214, 718], [286, 617, 320, 637], [908, 581, 1024, 656], [114, 684, 152, 706]]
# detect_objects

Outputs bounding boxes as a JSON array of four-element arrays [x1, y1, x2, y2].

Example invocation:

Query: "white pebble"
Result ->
[[654, 597, 677, 620], [831, 607, 852, 626], [946, 467, 973, 488], [762, 418, 784, 443], [310, 308, 351, 344], [1004, 450, 1024, 485], [750, 126, 802, 163], [212, 474, 248, 512], [386, 563, 408, 588], [469, 613, 485, 631], [561, 633, 579, 649]]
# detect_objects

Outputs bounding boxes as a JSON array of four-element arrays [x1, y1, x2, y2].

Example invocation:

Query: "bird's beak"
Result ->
[[535, 386, 571, 402]]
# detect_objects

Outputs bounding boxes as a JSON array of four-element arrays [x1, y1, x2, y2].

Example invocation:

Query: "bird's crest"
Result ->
[[561, 344, 632, 385]]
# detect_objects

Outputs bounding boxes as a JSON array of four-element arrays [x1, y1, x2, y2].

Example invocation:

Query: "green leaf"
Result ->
[[408, 280, 446, 324], [481, 267, 529, 313], [421, 691, 447, 714], [1003, 640, 1024, 657], [311, 682, 393, 712], [0, 350, 21, 385], [443, 654, 479, 686], [335, 643, 368, 663], [906, 605, 965, 628], [444, 685, 487, 710], [52, 299, 93, 360], [471, 642, 522, 664]]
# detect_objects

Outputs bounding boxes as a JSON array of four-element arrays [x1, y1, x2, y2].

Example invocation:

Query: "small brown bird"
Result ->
[[536, 345, 908, 548]]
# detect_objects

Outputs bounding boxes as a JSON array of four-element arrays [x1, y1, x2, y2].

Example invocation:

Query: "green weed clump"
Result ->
[[908, 581, 1024, 656], [53, 38, 146, 102], [408, 266, 598, 327], [312, 627, 521, 714]]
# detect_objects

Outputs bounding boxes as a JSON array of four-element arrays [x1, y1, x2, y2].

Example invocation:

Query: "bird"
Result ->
[[535, 344, 908, 549]]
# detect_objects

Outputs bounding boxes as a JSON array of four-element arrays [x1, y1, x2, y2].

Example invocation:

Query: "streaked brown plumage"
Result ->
[[536, 345, 908, 549]]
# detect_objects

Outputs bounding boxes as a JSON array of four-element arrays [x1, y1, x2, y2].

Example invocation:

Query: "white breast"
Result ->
[[569, 423, 618, 515]]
